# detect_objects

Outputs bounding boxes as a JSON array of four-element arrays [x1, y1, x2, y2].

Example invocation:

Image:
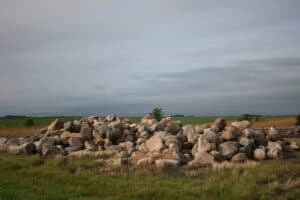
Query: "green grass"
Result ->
[[0, 117, 81, 127], [0, 116, 240, 127], [0, 152, 299, 200]]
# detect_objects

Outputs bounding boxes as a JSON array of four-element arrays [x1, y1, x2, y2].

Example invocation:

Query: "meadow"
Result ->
[[0, 146, 300, 200], [0, 115, 299, 199]]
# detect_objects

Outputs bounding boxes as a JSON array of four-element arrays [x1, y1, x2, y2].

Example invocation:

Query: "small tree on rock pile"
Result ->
[[151, 107, 164, 121]]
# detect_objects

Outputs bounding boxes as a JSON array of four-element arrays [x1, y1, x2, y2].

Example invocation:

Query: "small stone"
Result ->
[[268, 127, 281, 141], [210, 151, 224, 162], [84, 141, 97, 151], [267, 141, 283, 159], [231, 152, 247, 163], [194, 151, 214, 165], [253, 148, 266, 160], [0, 137, 8, 144], [290, 142, 299, 150], [65, 146, 82, 153], [267, 147, 283, 159], [155, 159, 179, 170], [0, 143, 8, 152], [42, 144, 58, 156]]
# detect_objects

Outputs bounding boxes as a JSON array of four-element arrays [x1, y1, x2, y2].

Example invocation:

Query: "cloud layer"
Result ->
[[0, 0, 300, 116]]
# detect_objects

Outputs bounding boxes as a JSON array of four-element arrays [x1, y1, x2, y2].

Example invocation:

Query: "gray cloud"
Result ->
[[0, 0, 300, 116]]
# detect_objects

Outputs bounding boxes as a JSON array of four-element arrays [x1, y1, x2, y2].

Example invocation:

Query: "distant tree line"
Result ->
[[2, 115, 28, 119]]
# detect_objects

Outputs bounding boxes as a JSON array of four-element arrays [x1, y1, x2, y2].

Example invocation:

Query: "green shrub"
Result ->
[[151, 107, 164, 121], [254, 116, 261, 122], [24, 118, 34, 126], [240, 114, 251, 121]]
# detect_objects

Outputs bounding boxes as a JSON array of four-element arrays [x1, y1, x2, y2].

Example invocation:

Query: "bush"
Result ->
[[151, 107, 164, 121], [24, 118, 34, 126], [240, 114, 251, 121], [240, 114, 261, 122], [254, 116, 261, 122], [296, 115, 300, 126]]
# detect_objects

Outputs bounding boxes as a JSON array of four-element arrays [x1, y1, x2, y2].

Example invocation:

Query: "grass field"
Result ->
[[0, 117, 299, 199], [0, 147, 300, 200]]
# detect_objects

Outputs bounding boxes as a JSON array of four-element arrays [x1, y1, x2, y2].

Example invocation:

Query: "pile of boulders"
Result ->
[[0, 115, 299, 170]]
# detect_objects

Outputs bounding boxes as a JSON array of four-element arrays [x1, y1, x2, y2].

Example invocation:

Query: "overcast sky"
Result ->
[[0, 0, 300, 116]]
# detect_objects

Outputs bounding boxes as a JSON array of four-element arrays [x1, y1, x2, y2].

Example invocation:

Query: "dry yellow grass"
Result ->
[[0, 125, 44, 138], [252, 117, 296, 128]]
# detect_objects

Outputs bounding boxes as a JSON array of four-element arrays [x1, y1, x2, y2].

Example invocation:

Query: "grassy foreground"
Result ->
[[0, 150, 300, 200]]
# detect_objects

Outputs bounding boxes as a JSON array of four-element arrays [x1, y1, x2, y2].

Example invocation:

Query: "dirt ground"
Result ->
[[251, 117, 296, 128]]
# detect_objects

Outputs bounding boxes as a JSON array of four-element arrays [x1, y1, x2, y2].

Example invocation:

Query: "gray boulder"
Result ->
[[0, 143, 8, 152], [197, 135, 216, 153], [7, 142, 36, 155], [80, 122, 92, 140], [106, 127, 122, 143], [0, 137, 8, 144], [6, 138, 20, 146], [194, 151, 214, 165], [211, 118, 226, 132], [202, 128, 219, 144], [218, 141, 239, 159], [145, 135, 165, 152], [267, 141, 283, 159], [68, 137, 83, 149], [183, 125, 198, 144], [155, 159, 179, 170], [42, 144, 58, 156], [48, 119, 64, 131], [268, 127, 281, 141], [231, 152, 247, 163], [253, 147, 266, 160], [221, 125, 238, 141], [239, 137, 254, 146], [231, 120, 251, 131]]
